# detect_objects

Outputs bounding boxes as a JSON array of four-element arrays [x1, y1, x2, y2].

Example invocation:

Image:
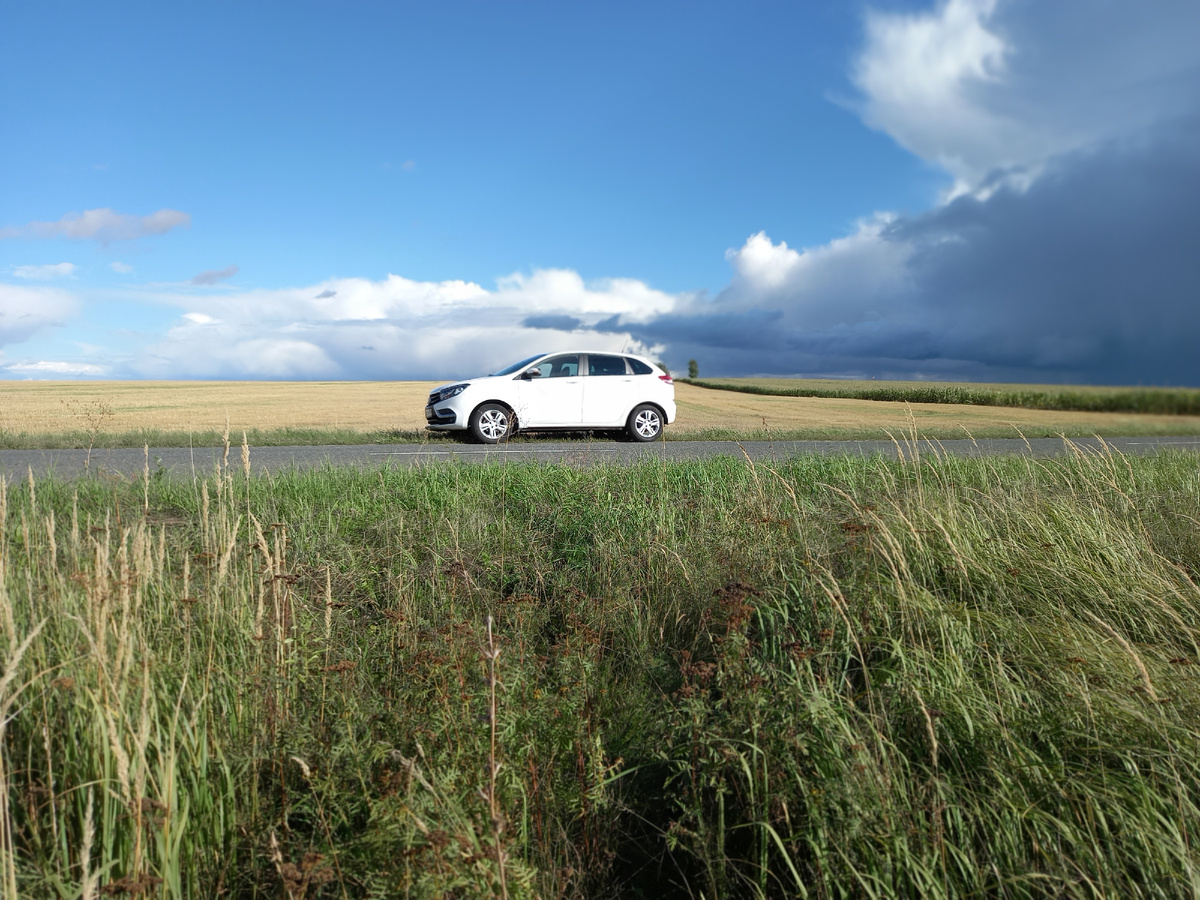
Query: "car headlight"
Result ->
[[437, 383, 469, 402]]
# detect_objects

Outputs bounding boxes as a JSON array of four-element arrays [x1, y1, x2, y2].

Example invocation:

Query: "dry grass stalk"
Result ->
[[1082, 608, 1160, 702], [45, 509, 57, 570], [0, 618, 47, 898], [80, 787, 96, 900], [324, 566, 333, 642], [486, 614, 509, 900]]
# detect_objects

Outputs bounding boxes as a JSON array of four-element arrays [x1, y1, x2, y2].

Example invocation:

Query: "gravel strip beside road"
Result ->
[[3, 436, 1200, 481]]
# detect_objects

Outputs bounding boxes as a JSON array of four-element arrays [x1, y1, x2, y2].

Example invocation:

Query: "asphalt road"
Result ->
[[2, 436, 1199, 481]]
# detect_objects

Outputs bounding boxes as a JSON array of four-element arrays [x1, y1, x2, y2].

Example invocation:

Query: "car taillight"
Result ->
[[659, 374, 673, 385]]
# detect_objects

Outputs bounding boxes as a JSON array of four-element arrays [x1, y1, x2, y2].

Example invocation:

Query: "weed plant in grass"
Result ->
[[3, 443, 1200, 897], [684, 377, 1200, 416]]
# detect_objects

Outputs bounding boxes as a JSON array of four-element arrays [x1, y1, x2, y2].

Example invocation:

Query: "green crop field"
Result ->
[[4, 445, 1200, 897], [684, 376, 1200, 416]]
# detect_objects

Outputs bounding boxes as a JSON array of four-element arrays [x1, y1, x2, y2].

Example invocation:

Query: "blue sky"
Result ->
[[2, 1, 1199, 383]]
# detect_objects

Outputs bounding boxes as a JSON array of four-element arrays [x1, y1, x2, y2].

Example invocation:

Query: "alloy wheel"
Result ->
[[479, 408, 508, 441], [634, 409, 661, 439]]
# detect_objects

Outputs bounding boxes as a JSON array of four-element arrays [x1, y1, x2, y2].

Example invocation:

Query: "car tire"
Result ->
[[626, 404, 664, 442], [470, 403, 513, 444]]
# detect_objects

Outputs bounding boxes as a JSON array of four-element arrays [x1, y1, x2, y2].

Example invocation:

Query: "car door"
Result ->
[[515, 354, 583, 426], [582, 353, 634, 425]]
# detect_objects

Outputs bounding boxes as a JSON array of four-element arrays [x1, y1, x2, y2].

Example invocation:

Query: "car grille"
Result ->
[[427, 391, 440, 405]]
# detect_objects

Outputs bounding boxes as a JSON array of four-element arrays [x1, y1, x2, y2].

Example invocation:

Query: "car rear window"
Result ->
[[588, 354, 627, 376], [627, 358, 653, 375]]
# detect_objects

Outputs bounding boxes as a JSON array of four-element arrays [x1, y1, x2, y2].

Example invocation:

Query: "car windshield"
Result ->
[[491, 354, 545, 377]]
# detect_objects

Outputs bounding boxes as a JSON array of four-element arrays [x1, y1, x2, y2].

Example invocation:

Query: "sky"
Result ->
[[2, 0, 1198, 384]]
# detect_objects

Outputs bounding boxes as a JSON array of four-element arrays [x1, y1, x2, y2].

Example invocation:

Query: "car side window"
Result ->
[[627, 358, 653, 375], [588, 354, 628, 376], [533, 355, 579, 378]]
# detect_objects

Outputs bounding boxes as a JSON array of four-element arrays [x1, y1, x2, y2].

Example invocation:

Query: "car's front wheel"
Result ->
[[627, 404, 664, 442], [470, 403, 513, 444]]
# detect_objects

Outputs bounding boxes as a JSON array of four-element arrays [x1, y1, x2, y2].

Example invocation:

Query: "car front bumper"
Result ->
[[424, 392, 473, 431]]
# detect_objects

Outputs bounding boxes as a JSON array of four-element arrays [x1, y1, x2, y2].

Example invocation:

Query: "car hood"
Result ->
[[430, 374, 506, 392]]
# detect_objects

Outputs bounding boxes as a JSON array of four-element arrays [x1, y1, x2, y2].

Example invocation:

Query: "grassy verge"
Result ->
[[0, 426, 447, 450], [7, 420, 1200, 451], [682, 377, 1200, 415], [4, 448, 1200, 897]]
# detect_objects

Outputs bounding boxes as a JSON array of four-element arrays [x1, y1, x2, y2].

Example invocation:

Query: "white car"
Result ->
[[424, 351, 676, 443]]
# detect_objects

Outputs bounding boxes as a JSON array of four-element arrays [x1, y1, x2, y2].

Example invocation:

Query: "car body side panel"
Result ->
[[516, 377, 583, 425], [581, 354, 634, 425]]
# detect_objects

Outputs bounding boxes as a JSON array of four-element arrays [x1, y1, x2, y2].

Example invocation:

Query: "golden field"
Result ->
[[2, 379, 1199, 439]]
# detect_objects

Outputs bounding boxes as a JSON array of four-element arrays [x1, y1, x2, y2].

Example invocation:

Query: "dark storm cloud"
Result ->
[[629, 118, 1200, 384], [890, 118, 1200, 383], [522, 314, 583, 331]]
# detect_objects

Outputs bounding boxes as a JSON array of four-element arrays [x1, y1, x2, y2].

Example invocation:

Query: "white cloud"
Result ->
[[853, 0, 1014, 189], [850, 0, 1200, 193], [0, 283, 77, 347], [122, 268, 673, 379], [110, 261, 134, 274], [11, 262, 77, 280], [3, 360, 107, 378], [0, 208, 191, 243], [712, 219, 914, 335], [493, 269, 676, 323]]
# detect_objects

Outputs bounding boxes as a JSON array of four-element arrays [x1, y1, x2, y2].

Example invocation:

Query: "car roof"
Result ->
[[534, 350, 654, 361]]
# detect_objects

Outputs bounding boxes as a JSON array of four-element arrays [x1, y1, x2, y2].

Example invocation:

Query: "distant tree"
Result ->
[[688, 359, 698, 379]]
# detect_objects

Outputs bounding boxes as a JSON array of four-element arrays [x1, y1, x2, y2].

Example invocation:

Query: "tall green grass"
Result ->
[[4, 441, 1200, 896], [683, 377, 1200, 415]]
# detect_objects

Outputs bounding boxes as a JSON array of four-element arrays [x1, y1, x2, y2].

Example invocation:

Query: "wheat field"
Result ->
[[1, 379, 1199, 441]]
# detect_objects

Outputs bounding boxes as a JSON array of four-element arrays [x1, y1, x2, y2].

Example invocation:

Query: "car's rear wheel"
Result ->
[[470, 403, 512, 444], [627, 404, 663, 442]]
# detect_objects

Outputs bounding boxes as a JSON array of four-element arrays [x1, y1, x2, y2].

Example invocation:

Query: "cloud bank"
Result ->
[[2, 360, 107, 377], [618, 119, 1200, 384], [118, 269, 674, 380]]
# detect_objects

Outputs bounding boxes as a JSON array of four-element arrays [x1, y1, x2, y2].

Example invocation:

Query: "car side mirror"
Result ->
[[522, 368, 543, 379]]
